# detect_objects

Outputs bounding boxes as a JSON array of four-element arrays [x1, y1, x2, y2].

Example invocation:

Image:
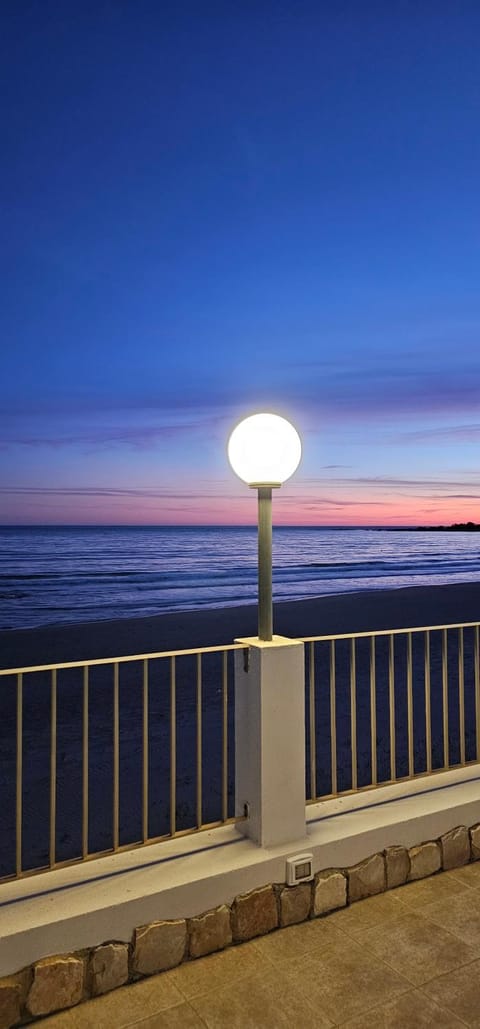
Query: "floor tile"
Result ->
[[447, 862, 480, 889], [326, 890, 406, 934], [190, 964, 333, 1029], [341, 988, 467, 1027], [252, 916, 346, 964], [130, 1002, 208, 1028], [38, 973, 183, 1028], [421, 957, 480, 1025], [168, 940, 267, 1000], [391, 870, 470, 908], [353, 910, 479, 986], [282, 936, 410, 1024], [421, 888, 480, 947]]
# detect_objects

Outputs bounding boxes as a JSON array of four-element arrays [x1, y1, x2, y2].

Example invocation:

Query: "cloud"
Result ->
[[0, 484, 235, 500], [0, 412, 229, 452], [3, 341, 480, 431], [395, 423, 480, 443], [278, 495, 384, 507], [286, 474, 480, 504], [273, 353, 480, 421]]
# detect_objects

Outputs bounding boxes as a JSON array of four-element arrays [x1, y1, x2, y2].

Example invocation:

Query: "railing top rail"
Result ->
[[300, 619, 480, 644], [0, 642, 245, 677], [2, 618, 479, 676]]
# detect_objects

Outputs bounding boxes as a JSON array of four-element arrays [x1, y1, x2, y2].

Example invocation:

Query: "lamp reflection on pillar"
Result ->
[[227, 412, 302, 641]]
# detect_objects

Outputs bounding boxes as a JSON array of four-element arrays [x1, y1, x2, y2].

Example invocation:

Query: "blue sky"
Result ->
[[1, 1, 479, 524]]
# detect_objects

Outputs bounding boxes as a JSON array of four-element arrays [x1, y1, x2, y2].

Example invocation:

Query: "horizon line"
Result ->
[[0, 522, 444, 530]]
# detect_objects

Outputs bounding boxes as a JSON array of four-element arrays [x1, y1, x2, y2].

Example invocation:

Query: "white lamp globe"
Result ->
[[228, 412, 302, 486]]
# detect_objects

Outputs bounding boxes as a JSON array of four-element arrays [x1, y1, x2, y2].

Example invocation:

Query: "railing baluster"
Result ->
[[142, 659, 149, 843], [309, 642, 316, 800], [222, 651, 228, 823], [170, 656, 176, 836], [196, 654, 202, 828], [407, 633, 414, 778], [424, 631, 432, 773], [350, 638, 357, 790], [82, 666, 89, 858], [330, 640, 337, 797], [475, 626, 480, 762], [16, 673, 23, 877], [458, 627, 465, 766], [389, 635, 395, 781], [370, 636, 377, 786], [49, 669, 57, 867], [442, 629, 449, 768], [113, 662, 119, 850]]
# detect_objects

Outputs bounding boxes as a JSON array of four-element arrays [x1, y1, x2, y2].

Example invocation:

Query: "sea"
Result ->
[[1, 524, 480, 631]]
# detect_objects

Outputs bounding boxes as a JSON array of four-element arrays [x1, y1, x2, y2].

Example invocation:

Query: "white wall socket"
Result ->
[[285, 852, 314, 885]]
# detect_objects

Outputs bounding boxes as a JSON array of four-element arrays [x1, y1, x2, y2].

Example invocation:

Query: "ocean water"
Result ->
[[1, 525, 480, 631]]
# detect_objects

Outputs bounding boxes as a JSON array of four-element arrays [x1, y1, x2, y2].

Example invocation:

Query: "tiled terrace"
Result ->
[[39, 863, 480, 1028]]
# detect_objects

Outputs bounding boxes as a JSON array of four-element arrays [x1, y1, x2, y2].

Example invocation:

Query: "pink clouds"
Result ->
[[1, 473, 479, 527]]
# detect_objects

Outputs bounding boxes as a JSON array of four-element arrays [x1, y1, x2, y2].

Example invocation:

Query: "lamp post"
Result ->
[[227, 412, 302, 641]]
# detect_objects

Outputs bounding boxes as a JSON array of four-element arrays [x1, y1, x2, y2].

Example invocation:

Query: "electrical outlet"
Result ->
[[285, 853, 314, 885]]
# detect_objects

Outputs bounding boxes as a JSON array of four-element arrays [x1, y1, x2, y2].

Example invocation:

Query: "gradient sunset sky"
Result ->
[[1, 2, 479, 526]]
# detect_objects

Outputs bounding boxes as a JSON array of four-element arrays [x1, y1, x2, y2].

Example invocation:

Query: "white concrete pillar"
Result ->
[[234, 635, 307, 848]]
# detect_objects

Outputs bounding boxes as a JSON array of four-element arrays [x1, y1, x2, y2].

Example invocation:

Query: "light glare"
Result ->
[[228, 412, 302, 486]]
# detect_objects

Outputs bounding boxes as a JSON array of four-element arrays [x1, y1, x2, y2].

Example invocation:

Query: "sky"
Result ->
[[1, 1, 480, 526]]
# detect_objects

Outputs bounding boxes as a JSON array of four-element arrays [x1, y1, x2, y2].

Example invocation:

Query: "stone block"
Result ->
[[90, 942, 129, 996], [385, 845, 409, 889], [231, 885, 278, 942], [0, 967, 31, 1029], [313, 869, 347, 916], [348, 853, 385, 902], [441, 826, 470, 870], [279, 883, 312, 927], [408, 841, 441, 881], [0, 979, 21, 1029], [470, 823, 480, 860], [188, 905, 232, 959], [132, 920, 186, 976], [26, 955, 84, 1017], [10, 969, 31, 1012]]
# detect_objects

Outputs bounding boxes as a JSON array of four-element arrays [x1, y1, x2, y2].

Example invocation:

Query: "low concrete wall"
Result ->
[[1, 766, 480, 1026]]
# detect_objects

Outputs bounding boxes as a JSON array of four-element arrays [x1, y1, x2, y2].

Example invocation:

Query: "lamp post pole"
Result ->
[[257, 486, 273, 641], [227, 412, 302, 642]]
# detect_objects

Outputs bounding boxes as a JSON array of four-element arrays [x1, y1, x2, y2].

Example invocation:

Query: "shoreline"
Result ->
[[1, 581, 480, 670]]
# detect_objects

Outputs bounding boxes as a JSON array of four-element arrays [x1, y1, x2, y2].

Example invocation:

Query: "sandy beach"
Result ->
[[1, 581, 480, 670]]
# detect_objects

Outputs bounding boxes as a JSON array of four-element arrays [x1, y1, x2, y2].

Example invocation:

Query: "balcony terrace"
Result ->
[[2, 614, 480, 1027]]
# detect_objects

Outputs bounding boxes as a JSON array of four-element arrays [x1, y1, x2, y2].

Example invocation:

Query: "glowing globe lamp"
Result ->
[[227, 413, 302, 641], [227, 412, 301, 487]]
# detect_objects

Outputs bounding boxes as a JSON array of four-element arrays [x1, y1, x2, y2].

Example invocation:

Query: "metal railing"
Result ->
[[0, 644, 244, 883], [301, 621, 480, 803], [3, 618, 480, 883]]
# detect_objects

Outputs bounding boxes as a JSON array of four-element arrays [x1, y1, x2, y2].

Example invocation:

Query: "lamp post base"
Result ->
[[234, 636, 306, 847]]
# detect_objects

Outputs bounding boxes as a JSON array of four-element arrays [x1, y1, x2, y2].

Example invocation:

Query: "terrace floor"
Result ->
[[39, 863, 480, 1028]]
